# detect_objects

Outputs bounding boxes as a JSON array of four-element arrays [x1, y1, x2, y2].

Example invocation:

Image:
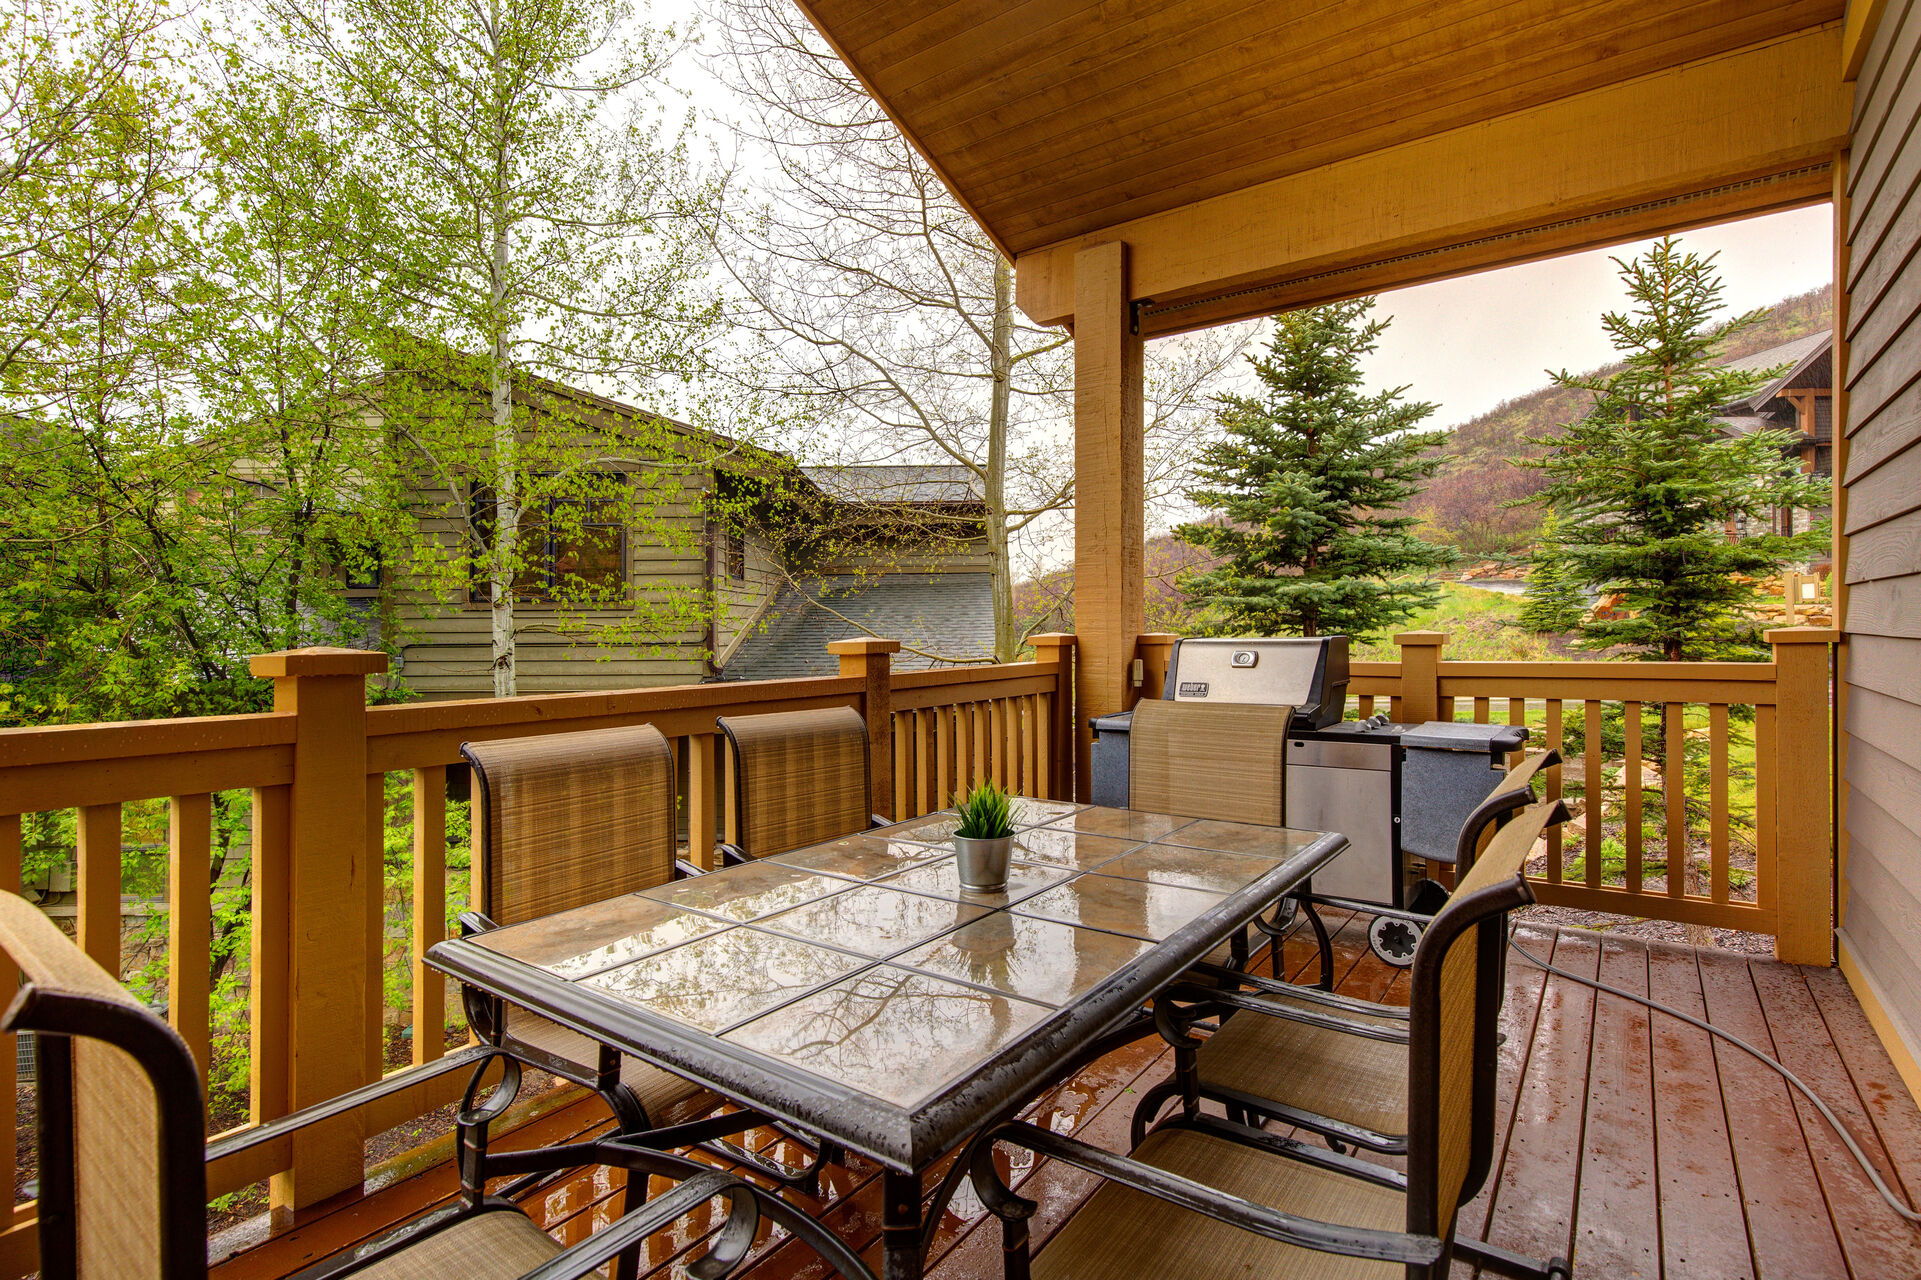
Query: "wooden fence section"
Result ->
[[1139, 627, 1836, 965]]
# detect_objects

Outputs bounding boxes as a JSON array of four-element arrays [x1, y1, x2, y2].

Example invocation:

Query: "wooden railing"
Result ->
[[1140, 627, 1836, 966], [0, 635, 1077, 1271]]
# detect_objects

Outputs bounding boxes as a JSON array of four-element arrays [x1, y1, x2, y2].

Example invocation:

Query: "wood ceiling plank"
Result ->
[[967, 0, 1839, 247], [1011, 27, 1848, 327], [853, 0, 1106, 79]]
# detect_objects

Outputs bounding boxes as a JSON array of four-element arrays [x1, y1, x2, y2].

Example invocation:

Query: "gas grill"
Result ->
[[1090, 634, 1526, 964]]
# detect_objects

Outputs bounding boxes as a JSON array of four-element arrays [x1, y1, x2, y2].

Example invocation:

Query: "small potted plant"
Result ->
[[952, 781, 1015, 893]]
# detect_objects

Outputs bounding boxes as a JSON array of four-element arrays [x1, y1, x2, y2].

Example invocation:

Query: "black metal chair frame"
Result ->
[[962, 843, 1573, 1280], [6, 983, 874, 1280]]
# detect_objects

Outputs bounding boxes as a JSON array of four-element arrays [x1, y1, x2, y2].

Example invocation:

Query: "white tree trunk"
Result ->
[[488, 122, 517, 697], [987, 254, 1016, 662]]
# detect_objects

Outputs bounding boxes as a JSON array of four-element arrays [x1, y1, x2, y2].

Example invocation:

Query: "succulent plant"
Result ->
[[953, 781, 1014, 840]]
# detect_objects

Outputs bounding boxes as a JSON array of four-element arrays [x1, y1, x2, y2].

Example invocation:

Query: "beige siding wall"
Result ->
[[715, 527, 784, 663], [1841, 0, 1921, 1069], [394, 456, 717, 698]]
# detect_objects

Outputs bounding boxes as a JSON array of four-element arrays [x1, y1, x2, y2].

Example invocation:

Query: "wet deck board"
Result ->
[[218, 922, 1921, 1280]]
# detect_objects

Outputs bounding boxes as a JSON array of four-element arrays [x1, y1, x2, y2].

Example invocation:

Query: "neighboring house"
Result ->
[[1715, 331, 1833, 541], [386, 380, 993, 697]]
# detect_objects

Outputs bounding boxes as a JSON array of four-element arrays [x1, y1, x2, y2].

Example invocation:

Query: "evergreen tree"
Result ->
[[1176, 299, 1457, 640], [1524, 238, 1828, 660], [1519, 511, 1589, 634]]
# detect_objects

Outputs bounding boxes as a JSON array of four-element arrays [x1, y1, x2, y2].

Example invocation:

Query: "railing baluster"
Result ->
[[1, 813, 18, 1225], [1755, 703, 1776, 912], [1358, 694, 1375, 718], [1625, 702, 1643, 894], [1584, 701, 1603, 888], [1546, 700, 1564, 884], [987, 700, 1003, 788], [251, 784, 292, 1125], [1023, 695, 1039, 797], [76, 803, 122, 976], [893, 712, 911, 818], [1666, 702, 1687, 900], [1473, 696, 1490, 724], [412, 767, 447, 1067], [915, 710, 936, 817], [168, 794, 213, 1082], [688, 734, 717, 870], [1709, 706, 1730, 903], [1507, 698, 1526, 767], [1439, 694, 1456, 722], [1037, 694, 1053, 800], [935, 708, 954, 809], [365, 773, 385, 1084]]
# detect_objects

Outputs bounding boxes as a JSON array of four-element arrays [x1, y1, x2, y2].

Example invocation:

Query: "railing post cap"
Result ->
[[1394, 630, 1448, 647], [1029, 633, 1077, 648], [1765, 626, 1840, 645], [826, 638, 902, 657], [250, 647, 390, 678]]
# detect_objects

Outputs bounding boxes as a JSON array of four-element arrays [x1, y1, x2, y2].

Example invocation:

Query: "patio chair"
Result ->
[[715, 706, 886, 862], [1131, 793, 1569, 1168], [0, 889, 876, 1280], [965, 799, 1574, 1280], [1126, 697, 1337, 988], [461, 724, 833, 1189]]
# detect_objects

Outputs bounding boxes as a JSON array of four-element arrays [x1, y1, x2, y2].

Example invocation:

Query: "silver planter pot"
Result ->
[[952, 833, 1014, 893]]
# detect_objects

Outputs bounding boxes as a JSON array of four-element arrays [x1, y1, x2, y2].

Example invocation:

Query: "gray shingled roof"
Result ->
[[801, 465, 985, 505], [721, 573, 997, 680]]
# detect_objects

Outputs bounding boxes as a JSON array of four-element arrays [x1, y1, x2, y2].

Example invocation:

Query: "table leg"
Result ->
[[881, 1168, 926, 1280]]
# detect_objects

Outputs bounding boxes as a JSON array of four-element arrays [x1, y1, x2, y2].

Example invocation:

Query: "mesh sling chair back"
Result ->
[[716, 706, 878, 862], [1137, 756, 1560, 1158], [1127, 698, 1335, 985], [966, 800, 1572, 1280], [0, 891, 879, 1280]]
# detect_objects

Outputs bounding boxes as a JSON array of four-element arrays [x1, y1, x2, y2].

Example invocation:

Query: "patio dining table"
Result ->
[[424, 798, 1347, 1280]]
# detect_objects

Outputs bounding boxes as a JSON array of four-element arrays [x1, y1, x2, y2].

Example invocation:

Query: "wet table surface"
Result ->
[[426, 799, 1345, 1174]]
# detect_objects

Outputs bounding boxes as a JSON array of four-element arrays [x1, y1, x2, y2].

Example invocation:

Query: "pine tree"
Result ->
[[1519, 512, 1589, 634], [1176, 299, 1457, 640], [1524, 238, 1828, 661]]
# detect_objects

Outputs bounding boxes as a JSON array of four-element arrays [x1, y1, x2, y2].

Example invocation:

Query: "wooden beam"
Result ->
[[1071, 242, 1144, 799], [1016, 28, 1850, 333], [1844, 0, 1893, 80]]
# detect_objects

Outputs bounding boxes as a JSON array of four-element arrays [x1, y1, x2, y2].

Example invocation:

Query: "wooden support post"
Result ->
[[75, 803, 121, 976], [829, 638, 900, 819], [1395, 631, 1447, 724], [1136, 633, 1178, 701], [1072, 241, 1145, 802], [688, 734, 717, 870], [248, 646, 387, 1220], [1768, 627, 1835, 966], [1030, 634, 1076, 801]]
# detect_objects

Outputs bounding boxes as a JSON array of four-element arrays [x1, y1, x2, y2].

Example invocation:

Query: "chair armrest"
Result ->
[[1186, 962, 1411, 1020], [871, 814, 890, 830], [458, 910, 499, 937], [718, 842, 752, 866], [974, 1120, 1444, 1267], [518, 1172, 747, 1280], [207, 1046, 498, 1164], [673, 858, 706, 879], [1163, 984, 1409, 1044]]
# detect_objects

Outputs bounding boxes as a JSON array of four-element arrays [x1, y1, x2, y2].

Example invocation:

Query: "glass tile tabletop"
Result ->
[[1155, 819, 1331, 861], [892, 912, 1155, 1006], [1091, 843, 1280, 896], [475, 894, 727, 979], [638, 858, 857, 922], [768, 832, 950, 881], [870, 855, 1071, 905], [1032, 805, 1196, 843], [721, 964, 1052, 1109], [1010, 873, 1226, 941], [755, 884, 992, 959], [581, 927, 867, 1033], [1004, 826, 1146, 871]]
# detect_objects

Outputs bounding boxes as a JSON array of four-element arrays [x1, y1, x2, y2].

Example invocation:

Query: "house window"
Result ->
[[471, 479, 628, 603], [715, 524, 746, 582]]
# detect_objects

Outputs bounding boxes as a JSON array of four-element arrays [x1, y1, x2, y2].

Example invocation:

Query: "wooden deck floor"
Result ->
[[213, 909, 1921, 1280]]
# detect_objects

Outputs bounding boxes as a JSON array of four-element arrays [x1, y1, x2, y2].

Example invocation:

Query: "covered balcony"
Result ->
[[4, 0, 1920, 1275]]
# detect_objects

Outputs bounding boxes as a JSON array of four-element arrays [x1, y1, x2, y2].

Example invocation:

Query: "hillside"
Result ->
[[1406, 286, 1832, 556]]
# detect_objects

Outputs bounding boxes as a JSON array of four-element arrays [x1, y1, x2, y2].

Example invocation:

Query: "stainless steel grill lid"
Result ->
[[1163, 636, 1350, 729]]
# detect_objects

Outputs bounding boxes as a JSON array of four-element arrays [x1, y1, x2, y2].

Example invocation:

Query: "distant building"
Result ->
[[1714, 331, 1833, 541]]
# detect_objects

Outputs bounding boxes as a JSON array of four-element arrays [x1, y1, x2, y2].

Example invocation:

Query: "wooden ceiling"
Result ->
[[801, 0, 1842, 256]]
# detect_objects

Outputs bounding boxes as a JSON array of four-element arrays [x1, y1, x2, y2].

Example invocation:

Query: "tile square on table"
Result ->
[[475, 894, 726, 979], [1093, 844, 1279, 896], [581, 928, 868, 1033], [755, 884, 992, 958], [871, 855, 1070, 905], [894, 913, 1154, 1006], [1033, 805, 1196, 843], [722, 964, 1051, 1108], [1011, 873, 1226, 941], [638, 859, 857, 923], [880, 811, 966, 844], [770, 833, 950, 881], [1153, 819, 1332, 861], [1006, 796, 1084, 826], [1006, 826, 1144, 871]]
